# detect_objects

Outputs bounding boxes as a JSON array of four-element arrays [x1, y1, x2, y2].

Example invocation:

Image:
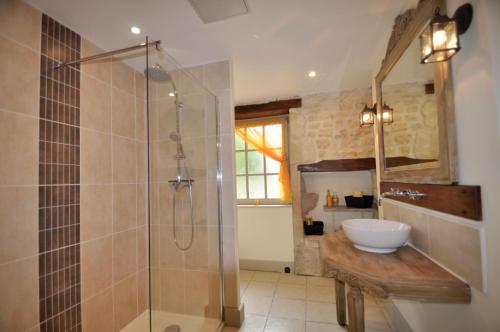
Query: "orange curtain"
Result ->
[[235, 119, 292, 204]]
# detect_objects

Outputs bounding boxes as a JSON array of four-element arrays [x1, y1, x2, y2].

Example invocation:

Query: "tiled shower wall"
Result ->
[[78, 30, 148, 332], [0, 1, 148, 331], [39, 13, 82, 331]]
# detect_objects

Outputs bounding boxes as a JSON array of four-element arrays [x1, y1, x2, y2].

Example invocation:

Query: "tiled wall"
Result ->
[[79, 38, 148, 331], [0, 1, 148, 331], [382, 200, 484, 291], [38, 14, 82, 331], [0, 1, 42, 330]]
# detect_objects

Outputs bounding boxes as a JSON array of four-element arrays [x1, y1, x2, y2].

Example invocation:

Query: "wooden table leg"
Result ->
[[335, 279, 346, 326], [347, 286, 365, 332]]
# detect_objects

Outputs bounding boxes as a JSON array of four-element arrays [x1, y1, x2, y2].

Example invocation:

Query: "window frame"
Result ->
[[235, 116, 290, 206]]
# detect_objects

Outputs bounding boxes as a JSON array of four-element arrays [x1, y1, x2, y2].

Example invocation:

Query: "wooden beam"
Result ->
[[235, 98, 301, 120], [380, 182, 482, 221]]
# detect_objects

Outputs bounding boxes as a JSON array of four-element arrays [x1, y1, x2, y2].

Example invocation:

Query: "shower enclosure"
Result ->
[[56, 39, 225, 331], [145, 42, 224, 332]]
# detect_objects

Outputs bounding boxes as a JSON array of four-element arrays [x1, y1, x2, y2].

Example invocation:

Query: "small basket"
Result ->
[[303, 221, 324, 236], [344, 195, 374, 209]]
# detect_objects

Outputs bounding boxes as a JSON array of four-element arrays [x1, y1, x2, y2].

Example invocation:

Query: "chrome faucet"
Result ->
[[380, 188, 426, 202]]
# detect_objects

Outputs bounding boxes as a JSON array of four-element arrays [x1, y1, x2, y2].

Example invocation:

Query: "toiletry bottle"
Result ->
[[332, 192, 339, 206], [327, 190, 333, 207]]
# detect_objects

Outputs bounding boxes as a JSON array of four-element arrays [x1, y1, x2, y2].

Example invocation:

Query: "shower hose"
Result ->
[[172, 182, 195, 251]]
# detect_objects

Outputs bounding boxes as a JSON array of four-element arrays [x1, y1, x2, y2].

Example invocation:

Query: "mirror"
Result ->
[[376, 0, 457, 183], [381, 38, 439, 169]]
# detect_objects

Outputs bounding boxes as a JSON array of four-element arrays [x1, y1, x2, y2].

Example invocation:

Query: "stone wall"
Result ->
[[382, 82, 439, 160], [289, 89, 374, 165], [288, 88, 375, 275]]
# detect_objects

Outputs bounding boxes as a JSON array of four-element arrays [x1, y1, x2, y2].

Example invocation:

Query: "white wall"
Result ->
[[302, 171, 376, 232], [237, 206, 294, 266], [376, 0, 500, 331]]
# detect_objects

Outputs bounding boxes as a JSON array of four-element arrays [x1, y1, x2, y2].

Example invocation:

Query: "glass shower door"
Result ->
[[146, 45, 222, 332]]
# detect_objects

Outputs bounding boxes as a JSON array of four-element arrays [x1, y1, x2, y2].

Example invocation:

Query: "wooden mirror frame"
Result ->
[[375, 0, 457, 184]]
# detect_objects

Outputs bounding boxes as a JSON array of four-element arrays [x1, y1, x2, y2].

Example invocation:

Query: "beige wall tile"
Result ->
[[113, 274, 138, 331], [80, 73, 111, 133], [382, 201, 400, 221], [81, 288, 113, 332], [185, 270, 210, 316], [0, 110, 38, 185], [112, 60, 135, 95], [113, 184, 137, 232], [428, 216, 483, 290], [160, 269, 185, 314], [0, 186, 38, 264], [137, 268, 148, 313], [0, 0, 41, 51], [184, 226, 208, 270], [80, 128, 112, 184], [137, 225, 148, 270], [112, 136, 137, 183], [159, 225, 183, 269], [81, 236, 112, 300], [150, 268, 161, 310], [112, 88, 135, 138], [80, 184, 112, 241], [399, 207, 430, 254], [113, 229, 137, 282], [0, 36, 39, 117], [137, 142, 147, 184], [0, 256, 39, 331], [80, 39, 111, 84], [135, 72, 145, 100], [135, 98, 146, 141], [137, 183, 148, 226]]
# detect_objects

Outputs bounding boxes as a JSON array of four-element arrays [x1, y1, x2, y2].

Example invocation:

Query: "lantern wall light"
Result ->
[[420, 3, 473, 64], [359, 103, 394, 128]]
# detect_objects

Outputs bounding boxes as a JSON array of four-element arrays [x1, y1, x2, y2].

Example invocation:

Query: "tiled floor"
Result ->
[[223, 270, 393, 332]]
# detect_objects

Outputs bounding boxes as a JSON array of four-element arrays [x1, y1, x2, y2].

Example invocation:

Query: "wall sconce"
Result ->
[[360, 103, 394, 127], [382, 103, 394, 124], [420, 3, 473, 64], [360, 104, 375, 127]]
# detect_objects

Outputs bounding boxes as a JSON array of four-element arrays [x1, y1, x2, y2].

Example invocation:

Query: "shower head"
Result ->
[[144, 64, 171, 82], [169, 132, 181, 142]]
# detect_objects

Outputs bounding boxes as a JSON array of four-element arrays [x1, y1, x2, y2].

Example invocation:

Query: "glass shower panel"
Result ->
[[146, 47, 222, 332]]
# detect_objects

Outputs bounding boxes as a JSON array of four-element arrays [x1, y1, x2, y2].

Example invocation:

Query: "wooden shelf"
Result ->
[[323, 205, 377, 213], [297, 158, 376, 172], [297, 157, 438, 173]]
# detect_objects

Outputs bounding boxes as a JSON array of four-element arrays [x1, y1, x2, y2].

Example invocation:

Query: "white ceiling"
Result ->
[[27, 0, 415, 104]]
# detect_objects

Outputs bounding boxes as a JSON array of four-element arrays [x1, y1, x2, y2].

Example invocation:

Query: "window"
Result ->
[[235, 119, 288, 205]]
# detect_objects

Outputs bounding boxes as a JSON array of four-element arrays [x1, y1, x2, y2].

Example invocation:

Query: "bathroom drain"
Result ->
[[165, 325, 181, 332]]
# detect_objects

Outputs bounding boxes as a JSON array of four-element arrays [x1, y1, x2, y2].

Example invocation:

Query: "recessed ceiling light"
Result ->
[[131, 26, 141, 34], [308, 71, 317, 78], [169, 92, 175, 97]]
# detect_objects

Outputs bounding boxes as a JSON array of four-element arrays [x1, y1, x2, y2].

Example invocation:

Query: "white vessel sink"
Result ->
[[342, 219, 411, 253]]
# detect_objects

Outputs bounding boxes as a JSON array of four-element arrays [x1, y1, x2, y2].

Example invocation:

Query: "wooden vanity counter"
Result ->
[[320, 230, 471, 332]]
